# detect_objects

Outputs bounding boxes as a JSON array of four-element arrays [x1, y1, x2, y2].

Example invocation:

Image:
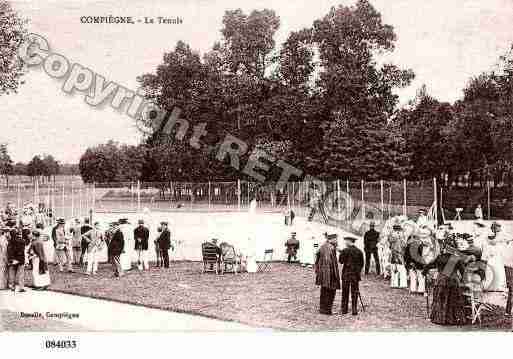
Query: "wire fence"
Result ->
[[0, 178, 441, 235], [6, 178, 512, 231]]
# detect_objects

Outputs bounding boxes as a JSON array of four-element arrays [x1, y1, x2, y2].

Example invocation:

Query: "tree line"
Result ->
[[78, 1, 513, 189], [0, 144, 79, 185], [2, 0, 511, 189]]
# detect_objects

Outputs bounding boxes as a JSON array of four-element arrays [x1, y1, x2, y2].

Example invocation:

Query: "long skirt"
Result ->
[[120, 252, 131, 271], [391, 264, 407, 288], [31, 257, 51, 288], [319, 287, 337, 314], [0, 264, 7, 289], [430, 274, 467, 326]]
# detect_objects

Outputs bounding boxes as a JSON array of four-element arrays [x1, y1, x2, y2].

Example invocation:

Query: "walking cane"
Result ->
[[358, 291, 366, 312]]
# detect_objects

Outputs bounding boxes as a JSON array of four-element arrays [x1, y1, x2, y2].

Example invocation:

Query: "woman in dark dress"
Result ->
[[423, 236, 481, 326]]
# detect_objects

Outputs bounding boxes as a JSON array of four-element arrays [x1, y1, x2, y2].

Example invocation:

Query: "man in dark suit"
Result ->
[[364, 222, 381, 275], [134, 219, 150, 270], [157, 221, 172, 268], [314, 233, 340, 315], [80, 218, 93, 269], [339, 236, 364, 315], [108, 222, 124, 277]]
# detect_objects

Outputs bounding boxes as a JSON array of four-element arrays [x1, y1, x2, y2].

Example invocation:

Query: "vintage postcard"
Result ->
[[1, 0, 513, 341]]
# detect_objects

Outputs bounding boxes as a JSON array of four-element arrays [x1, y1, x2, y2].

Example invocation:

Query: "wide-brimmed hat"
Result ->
[[327, 233, 338, 240], [344, 236, 358, 243], [57, 218, 65, 225], [118, 218, 129, 224], [31, 230, 41, 237], [160, 221, 168, 226], [138, 219, 145, 224]]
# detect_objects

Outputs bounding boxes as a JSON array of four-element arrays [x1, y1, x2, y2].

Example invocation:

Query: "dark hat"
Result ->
[[327, 233, 338, 240], [392, 224, 402, 231], [119, 218, 129, 224], [57, 218, 65, 225], [343, 236, 358, 243], [138, 219, 145, 224], [32, 230, 41, 237], [160, 221, 168, 226]]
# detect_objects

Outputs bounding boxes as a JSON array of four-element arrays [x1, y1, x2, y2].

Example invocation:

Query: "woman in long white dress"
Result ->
[[482, 233, 507, 292], [29, 230, 51, 289], [0, 229, 8, 290], [300, 227, 317, 267]]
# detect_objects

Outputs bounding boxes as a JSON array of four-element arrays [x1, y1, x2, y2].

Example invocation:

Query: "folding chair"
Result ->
[[221, 244, 240, 274], [464, 282, 494, 325], [202, 242, 221, 274], [257, 249, 273, 272]]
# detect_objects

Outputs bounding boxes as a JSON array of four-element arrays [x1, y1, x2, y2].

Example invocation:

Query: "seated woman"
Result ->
[[285, 232, 300, 263], [423, 235, 480, 326]]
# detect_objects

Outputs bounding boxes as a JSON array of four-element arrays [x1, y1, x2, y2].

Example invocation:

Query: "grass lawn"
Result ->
[[37, 262, 511, 331]]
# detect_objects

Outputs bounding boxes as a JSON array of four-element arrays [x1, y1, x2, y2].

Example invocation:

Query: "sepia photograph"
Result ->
[[1, 0, 513, 344]]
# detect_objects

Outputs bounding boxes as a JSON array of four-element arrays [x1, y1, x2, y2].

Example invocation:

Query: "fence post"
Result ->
[[433, 177, 438, 225], [137, 180, 141, 213], [92, 182, 96, 215], [403, 179, 407, 217], [17, 183, 20, 211], [487, 179, 491, 219], [237, 179, 241, 211], [79, 187, 82, 218], [337, 180, 341, 219], [380, 180, 384, 221], [292, 182, 295, 209], [71, 179, 74, 218], [361, 180, 365, 220], [62, 181, 65, 219], [208, 181, 211, 209]]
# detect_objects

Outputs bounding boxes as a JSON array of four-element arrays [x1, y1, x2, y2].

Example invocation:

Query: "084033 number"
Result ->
[[44, 340, 77, 349]]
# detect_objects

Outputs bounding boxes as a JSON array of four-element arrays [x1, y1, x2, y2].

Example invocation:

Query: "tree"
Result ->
[[26, 155, 46, 178], [307, 0, 414, 179], [220, 9, 280, 79], [12, 162, 26, 176], [0, 0, 26, 96], [79, 141, 148, 183], [41, 154, 60, 181], [0, 143, 13, 185], [395, 86, 453, 182]]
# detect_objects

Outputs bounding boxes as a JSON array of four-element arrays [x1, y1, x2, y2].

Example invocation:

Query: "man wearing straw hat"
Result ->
[[157, 221, 172, 268], [134, 219, 150, 271], [108, 221, 125, 277], [53, 218, 72, 273]]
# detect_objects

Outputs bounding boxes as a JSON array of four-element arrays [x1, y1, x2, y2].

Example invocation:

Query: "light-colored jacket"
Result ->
[[87, 229, 104, 253], [54, 226, 70, 250]]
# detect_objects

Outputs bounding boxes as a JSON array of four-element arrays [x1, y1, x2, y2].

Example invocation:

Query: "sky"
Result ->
[[1, 0, 513, 163]]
